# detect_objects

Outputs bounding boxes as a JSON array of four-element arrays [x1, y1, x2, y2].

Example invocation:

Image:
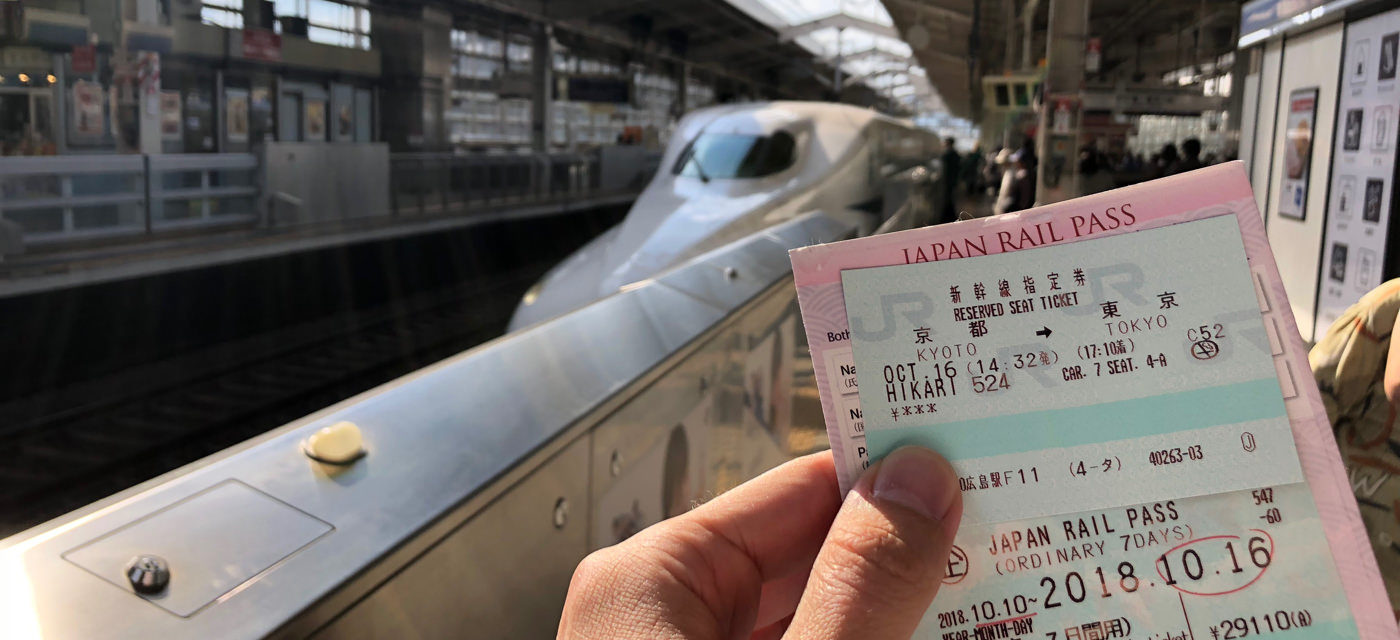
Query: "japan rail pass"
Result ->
[[789, 162, 1398, 640]]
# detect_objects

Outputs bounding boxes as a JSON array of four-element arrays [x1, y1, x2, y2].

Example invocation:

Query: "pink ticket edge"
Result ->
[[789, 162, 1398, 637]]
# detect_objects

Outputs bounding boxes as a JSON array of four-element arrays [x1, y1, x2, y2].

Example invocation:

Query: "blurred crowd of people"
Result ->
[[938, 136, 1233, 220], [936, 137, 1038, 221], [1088, 137, 1226, 185], [938, 137, 1039, 218]]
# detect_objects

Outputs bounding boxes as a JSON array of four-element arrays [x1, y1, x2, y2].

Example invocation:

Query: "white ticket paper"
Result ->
[[789, 163, 1399, 639]]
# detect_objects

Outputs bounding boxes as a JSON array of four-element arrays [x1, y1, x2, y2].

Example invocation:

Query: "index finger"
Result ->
[[682, 450, 843, 581]]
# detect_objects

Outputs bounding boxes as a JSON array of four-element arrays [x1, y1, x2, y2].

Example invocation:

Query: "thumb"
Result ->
[[785, 446, 962, 640]]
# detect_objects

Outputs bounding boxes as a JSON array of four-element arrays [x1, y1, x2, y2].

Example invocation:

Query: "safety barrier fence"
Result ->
[[388, 152, 604, 217], [0, 154, 258, 245], [0, 150, 634, 254]]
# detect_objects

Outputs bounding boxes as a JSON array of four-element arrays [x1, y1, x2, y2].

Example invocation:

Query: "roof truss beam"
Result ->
[[780, 12, 899, 41]]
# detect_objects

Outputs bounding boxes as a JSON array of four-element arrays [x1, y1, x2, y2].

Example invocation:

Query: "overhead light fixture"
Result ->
[[46, 74, 56, 84], [17, 73, 29, 83]]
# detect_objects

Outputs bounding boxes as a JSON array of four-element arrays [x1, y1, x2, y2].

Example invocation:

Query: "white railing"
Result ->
[[146, 153, 260, 230], [0, 155, 146, 241], [0, 153, 260, 246], [0, 149, 644, 255]]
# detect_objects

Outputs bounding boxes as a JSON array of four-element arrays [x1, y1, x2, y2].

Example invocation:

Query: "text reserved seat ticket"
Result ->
[[789, 162, 1399, 639]]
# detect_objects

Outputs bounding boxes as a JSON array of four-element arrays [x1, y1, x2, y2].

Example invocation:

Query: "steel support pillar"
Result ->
[[532, 24, 554, 151], [677, 62, 688, 116], [1034, 0, 1089, 205]]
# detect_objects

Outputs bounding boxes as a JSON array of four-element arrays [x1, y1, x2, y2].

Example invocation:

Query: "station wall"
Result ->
[[1239, 61, 1261, 171], [1242, 5, 1400, 341], [1260, 24, 1345, 341], [1246, 40, 1284, 215]]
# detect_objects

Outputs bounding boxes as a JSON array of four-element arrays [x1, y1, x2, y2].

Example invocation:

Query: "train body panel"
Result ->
[[509, 101, 938, 331]]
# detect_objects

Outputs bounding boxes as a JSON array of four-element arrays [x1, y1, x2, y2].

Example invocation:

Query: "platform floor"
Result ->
[[0, 192, 637, 300]]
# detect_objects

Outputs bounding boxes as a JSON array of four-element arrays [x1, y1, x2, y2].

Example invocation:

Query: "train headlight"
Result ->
[[521, 280, 544, 306]]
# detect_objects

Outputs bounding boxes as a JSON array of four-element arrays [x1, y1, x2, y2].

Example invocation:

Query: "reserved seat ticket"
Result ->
[[789, 162, 1399, 639]]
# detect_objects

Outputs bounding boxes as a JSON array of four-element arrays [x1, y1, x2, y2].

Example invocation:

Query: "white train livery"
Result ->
[[509, 101, 941, 331]]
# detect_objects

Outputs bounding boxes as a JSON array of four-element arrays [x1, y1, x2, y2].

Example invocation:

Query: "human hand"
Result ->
[[558, 446, 963, 639]]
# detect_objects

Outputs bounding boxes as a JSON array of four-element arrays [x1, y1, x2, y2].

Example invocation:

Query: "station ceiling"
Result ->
[[881, 0, 1243, 120], [529, 0, 897, 108]]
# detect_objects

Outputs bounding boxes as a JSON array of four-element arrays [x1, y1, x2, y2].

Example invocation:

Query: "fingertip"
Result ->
[[862, 446, 962, 538]]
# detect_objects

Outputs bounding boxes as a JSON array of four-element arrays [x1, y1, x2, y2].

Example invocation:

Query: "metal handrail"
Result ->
[[0, 155, 145, 176], [146, 153, 258, 171], [0, 193, 146, 212], [387, 150, 605, 217], [156, 186, 259, 200], [0, 210, 862, 639]]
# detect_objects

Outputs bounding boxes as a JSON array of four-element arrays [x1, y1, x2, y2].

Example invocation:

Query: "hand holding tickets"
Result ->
[[559, 448, 963, 640], [789, 163, 1399, 639]]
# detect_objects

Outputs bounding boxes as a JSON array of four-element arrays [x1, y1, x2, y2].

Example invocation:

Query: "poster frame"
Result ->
[[159, 90, 182, 141], [1279, 86, 1319, 221], [305, 99, 326, 141], [1380, 8, 1400, 292], [69, 79, 105, 139], [226, 88, 250, 144]]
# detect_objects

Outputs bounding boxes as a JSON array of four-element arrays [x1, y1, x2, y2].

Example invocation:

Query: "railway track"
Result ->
[[0, 267, 542, 536]]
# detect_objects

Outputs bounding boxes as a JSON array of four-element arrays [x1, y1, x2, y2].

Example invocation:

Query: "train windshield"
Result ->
[[672, 131, 796, 179]]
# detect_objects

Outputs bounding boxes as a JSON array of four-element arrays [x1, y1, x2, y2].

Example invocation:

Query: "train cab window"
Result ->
[[672, 131, 796, 179]]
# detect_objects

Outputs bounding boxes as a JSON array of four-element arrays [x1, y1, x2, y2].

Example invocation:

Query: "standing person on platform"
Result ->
[[1008, 151, 1036, 212], [992, 149, 1016, 216], [1078, 146, 1115, 195], [1017, 137, 1038, 203], [1155, 143, 1180, 178], [961, 141, 984, 197], [1176, 138, 1204, 174], [1018, 137, 1037, 172], [982, 147, 1003, 196], [939, 137, 961, 221]]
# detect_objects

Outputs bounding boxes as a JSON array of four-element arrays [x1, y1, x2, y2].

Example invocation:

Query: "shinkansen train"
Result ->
[[0, 102, 943, 640], [508, 101, 943, 330]]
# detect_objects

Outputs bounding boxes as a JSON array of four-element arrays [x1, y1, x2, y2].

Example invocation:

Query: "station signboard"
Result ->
[[1239, 0, 1367, 47], [1315, 8, 1400, 340], [241, 29, 281, 63]]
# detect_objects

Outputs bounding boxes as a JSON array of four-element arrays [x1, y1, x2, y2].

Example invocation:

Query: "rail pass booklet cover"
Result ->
[[790, 162, 1398, 639]]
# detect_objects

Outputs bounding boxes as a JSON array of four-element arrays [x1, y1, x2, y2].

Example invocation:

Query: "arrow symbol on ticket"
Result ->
[[1035, 326, 1052, 338]]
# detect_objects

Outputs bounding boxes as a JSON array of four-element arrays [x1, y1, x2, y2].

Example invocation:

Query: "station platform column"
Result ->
[[1035, 0, 1090, 205]]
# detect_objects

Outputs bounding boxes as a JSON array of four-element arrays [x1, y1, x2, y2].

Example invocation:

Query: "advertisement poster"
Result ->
[[305, 100, 326, 140], [338, 104, 353, 138], [226, 89, 249, 144], [1316, 8, 1400, 340], [1278, 88, 1317, 220], [159, 90, 181, 141], [70, 80, 105, 137], [251, 88, 273, 141]]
